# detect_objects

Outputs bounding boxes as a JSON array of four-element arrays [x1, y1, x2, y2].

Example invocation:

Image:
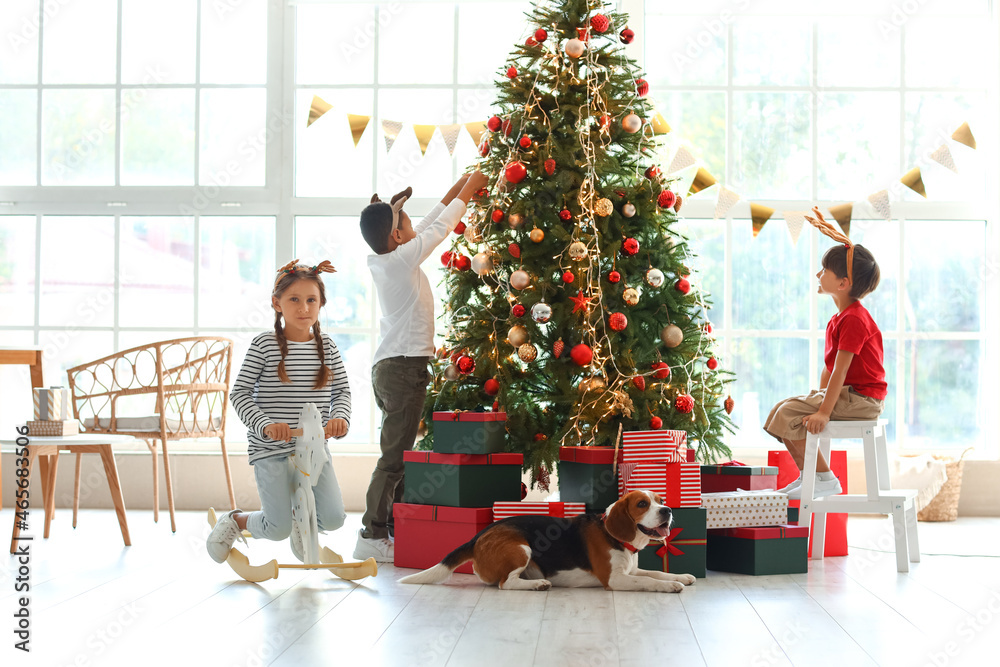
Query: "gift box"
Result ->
[[707, 524, 809, 575], [26, 420, 79, 436], [557, 446, 623, 510], [432, 410, 507, 455], [769, 450, 848, 557], [392, 503, 492, 574], [621, 429, 687, 463], [492, 501, 587, 522], [402, 451, 522, 507], [702, 491, 788, 529], [618, 461, 701, 507], [637, 507, 707, 578], [700, 464, 779, 493], [33, 386, 70, 421]]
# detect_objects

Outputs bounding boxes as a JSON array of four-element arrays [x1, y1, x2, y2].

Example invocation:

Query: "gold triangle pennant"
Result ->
[[829, 203, 853, 237], [650, 112, 671, 135], [951, 122, 976, 149], [307, 95, 333, 127], [750, 203, 774, 238], [465, 121, 488, 146], [381, 119, 403, 152], [688, 167, 717, 194], [413, 124, 437, 155], [347, 114, 371, 147], [439, 123, 462, 156], [900, 167, 926, 198]]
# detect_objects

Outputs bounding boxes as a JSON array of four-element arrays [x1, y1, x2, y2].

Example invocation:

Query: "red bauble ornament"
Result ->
[[725, 395, 735, 415], [608, 312, 628, 331], [576, 27, 590, 42], [501, 118, 512, 137], [511, 304, 526, 318], [506, 66, 517, 79], [652, 362, 670, 380], [632, 376, 646, 391], [440, 251, 454, 267], [518, 135, 532, 148], [457, 355, 475, 374], [450, 350, 462, 364], [487, 115, 502, 132], [675, 278, 691, 294], [705, 322, 713, 334], [590, 13, 610, 33], [608, 270, 621, 283], [636, 78, 649, 97], [645, 165, 660, 180], [598, 114, 611, 130], [559, 209, 572, 221], [454, 221, 466, 235], [525, 36, 538, 47], [520, 481, 528, 500], [484, 378, 500, 396], [534, 433, 548, 442], [570, 344, 593, 366], [707, 357, 719, 370], [675, 394, 694, 413], [491, 209, 505, 223], [504, 161, 528, 184], [622, 237, 639, 255], [562, 270, 575, 283], [454, 254, 471, 271], [553, 339, 565, 359], [650, 416, 663, 429], [620, 27, 635, 44], [479, 140, 490, 157], [544, 158, 556, 175], [658, 190, 676, 208], [508, 242, 521, 258], [534, 28, 548, 42]]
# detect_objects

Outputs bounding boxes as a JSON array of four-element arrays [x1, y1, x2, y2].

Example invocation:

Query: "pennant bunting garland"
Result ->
[[667, 146, 696, 174], [439, 123, 462, 155], [782, 211, 806, 245], [381, 119, 403, 152], [413, 124, 437, 155], [307, 95, 333, 127], [951, 122, 976, 149], [464, 121, 488, 146], [650, 112, 671, 135], [867, 189, 891, 221], [689, 167, 717, 195], [750, 203, 774, 238], [829, 203, 853, 237], [900, 167, 927, 198], [714, 186, 740, 219], [930, 144, 958, 173], [347, 114, 370, 147]]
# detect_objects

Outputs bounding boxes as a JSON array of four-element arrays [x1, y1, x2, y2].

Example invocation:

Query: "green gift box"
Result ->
[[432, 410, 507, 454], [557, 446, 623, 511], [638, 507, 707, 578], [706, 524, 809, 575], [403, 451, 523, 507]]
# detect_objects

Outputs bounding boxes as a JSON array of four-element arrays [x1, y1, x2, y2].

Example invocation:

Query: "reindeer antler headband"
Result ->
[[804, 207, 853, 284], [273, 259, 337, 291], [370, 186, 412, 233]]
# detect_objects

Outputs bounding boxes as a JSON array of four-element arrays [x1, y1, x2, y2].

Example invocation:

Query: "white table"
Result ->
[[5, 433, 135, 553]]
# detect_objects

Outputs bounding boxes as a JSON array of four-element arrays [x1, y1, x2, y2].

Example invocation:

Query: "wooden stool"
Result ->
[[798, 420, 919, 572]]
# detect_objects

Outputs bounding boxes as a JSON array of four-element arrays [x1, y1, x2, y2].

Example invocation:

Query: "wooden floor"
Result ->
[[2, 509, 999, 667]]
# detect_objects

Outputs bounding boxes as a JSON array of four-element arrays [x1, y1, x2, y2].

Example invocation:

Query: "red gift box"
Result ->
[[768, 450, 848, 557], [621, 429, 687, 463], [432, 410, 507, 422], [618, 461, 701, 507], [392, 503, 492, 574], [700, 463, 779, 493], [403, 451, 522, 466], [492, 501, 587, 521]]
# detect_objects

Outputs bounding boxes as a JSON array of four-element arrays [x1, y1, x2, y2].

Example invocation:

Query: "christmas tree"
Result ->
[[423, 0, 735, 480]]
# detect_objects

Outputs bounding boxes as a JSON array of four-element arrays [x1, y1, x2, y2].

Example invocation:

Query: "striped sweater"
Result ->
[[231, 331, 352, 464]]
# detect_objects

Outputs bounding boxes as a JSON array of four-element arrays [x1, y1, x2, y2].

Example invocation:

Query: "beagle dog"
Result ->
[[398, 490, 695, 593]]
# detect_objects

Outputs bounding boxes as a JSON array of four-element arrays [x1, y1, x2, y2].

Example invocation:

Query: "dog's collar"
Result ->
[[601, 513, 639, 553]]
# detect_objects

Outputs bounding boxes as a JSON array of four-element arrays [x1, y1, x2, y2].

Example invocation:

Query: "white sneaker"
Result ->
[[787, 476, 842, 500], [207, 509, 246, 563], [353, 531, 394, 563], [778, 473, 803, 494]]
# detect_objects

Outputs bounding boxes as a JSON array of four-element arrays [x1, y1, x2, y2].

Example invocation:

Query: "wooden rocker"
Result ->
[[207, 403, 377, 583]]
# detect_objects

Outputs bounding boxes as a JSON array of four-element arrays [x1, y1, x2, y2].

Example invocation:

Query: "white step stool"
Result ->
[[798, 419, 920, 573]]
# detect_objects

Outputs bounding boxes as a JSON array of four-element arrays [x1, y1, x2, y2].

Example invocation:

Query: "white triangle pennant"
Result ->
[[782, 211, 807, 245], [867, 189, 891, 220], [713, 186, 740, 219], [381, 119, 403, 153], [930, 143, 958, 173], [667, 146, 696, 175], [439, 123, 462, 156]]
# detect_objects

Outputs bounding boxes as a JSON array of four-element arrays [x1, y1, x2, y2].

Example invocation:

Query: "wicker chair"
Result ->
[[67, 336, 236, 532]]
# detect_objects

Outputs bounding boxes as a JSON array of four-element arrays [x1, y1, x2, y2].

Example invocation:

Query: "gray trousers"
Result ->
[[362, 356, 430, 539], [246, 454, 346, 541]]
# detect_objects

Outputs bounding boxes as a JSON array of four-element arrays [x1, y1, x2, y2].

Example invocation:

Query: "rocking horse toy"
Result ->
[[208, 403, 378, 583]]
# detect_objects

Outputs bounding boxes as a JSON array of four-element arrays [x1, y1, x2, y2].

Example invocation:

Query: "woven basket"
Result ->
[[917, 449, 971, 522]]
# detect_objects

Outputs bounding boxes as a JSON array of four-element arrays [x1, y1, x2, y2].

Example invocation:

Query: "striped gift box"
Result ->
[[702, 491, 789, 529], [33, 387, 69, 421], [618, 461, 701, 507], [621, 429, 687, 463], [492, 501, 587, 522]]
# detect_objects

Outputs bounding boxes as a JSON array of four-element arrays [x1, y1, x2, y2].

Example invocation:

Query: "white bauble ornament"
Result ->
[[661, 324, 684, 347], [622, 203, 636, 217], [645, 268, 665, 288], [443, 364, 460, 381], [622, 113, 643, 133], [508, 325, 529, 347], [518, 343, 538, 362], [510, 269, 531, 290], [531, 302, 552, 323], [595, 198, 614, 217], [568, 241, 588, 260], [623, 287, 640, 306], [471, 252, 493, 276], [508, 213, 525, 229], [565, 38, 586, 58]]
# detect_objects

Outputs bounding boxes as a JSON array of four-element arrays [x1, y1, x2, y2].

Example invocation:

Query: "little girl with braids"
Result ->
[[207, 259, 352, 563]]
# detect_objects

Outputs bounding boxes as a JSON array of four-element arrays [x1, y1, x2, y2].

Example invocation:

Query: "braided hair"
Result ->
[[272, 261, 335, 389]]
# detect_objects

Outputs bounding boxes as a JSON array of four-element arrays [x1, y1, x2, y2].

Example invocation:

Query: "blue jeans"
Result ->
[[245, 454, 346, 541]]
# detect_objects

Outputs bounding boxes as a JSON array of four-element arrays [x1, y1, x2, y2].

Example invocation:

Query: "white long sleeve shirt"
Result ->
[[368, 198, 467, 364]]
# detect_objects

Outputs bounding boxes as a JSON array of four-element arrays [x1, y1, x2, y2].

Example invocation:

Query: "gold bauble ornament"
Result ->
[[471, 252, 493, 276], [595, 198, 613, 217], [622, 113, 642, 133], [518, 343, 538, 362], [508, 213, 525, 229], [565, 38, 586, 58], [661, 324, 684, 347], [508, 325, 529, 347], [622, 202, 636, 217], [529, 227, 545, 243], [623, 287, 640, 306], [510, 269, 531, 290], [578, 376, 606, 394], [463, 223, 482, 244], [443, 364, 460, 381], [568, 241, 588, 260]]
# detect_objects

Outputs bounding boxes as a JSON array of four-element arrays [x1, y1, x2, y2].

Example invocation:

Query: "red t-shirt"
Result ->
[[825, 301, 887, 400]]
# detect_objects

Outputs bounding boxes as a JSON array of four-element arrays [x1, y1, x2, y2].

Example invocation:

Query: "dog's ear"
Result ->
[[389, 186, 412, 206], [604, 495, 637, 544], [370, 193, 381, 204]]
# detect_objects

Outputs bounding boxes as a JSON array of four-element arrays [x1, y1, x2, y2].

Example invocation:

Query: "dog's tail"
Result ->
[[398, 540, 476, 585]]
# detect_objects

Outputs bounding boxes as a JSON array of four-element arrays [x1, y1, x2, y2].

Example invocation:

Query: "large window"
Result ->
[[0, 0, 996, 456]]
